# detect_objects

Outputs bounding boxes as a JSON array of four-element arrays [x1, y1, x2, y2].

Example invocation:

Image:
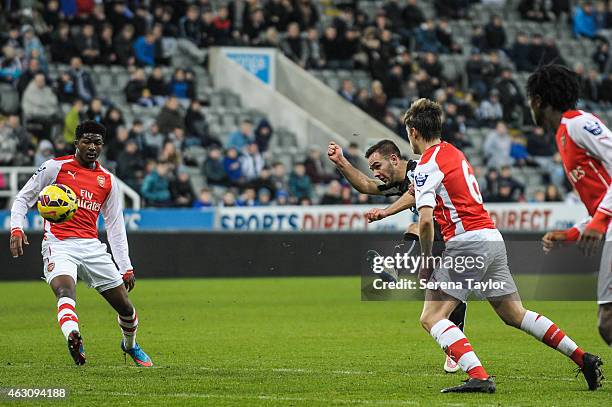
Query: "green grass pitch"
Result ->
[[0, 277, 609, 406]]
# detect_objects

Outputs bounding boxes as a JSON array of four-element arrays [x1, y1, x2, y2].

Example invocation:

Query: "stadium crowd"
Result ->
[[0, 0, 606, 207]]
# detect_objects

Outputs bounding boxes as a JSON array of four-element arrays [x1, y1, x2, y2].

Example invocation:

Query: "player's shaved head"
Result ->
[[526, 64, 580, 112], [75, 120, 106, 140], [403, 98, 442, 142], [365, 139, 401, 159]]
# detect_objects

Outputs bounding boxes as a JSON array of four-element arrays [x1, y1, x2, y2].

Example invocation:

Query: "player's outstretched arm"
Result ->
[[365, 187, 416, 223], [327, 141, 381, 195]]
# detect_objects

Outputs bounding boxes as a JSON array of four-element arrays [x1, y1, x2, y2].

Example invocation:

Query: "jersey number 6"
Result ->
[[462, 160, 483, 204]]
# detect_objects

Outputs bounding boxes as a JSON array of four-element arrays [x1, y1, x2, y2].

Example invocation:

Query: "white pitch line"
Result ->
[[97, 391, 421, 406], [2, 363, 581, 382]]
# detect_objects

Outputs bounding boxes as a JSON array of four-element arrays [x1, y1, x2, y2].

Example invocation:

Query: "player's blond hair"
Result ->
[[402, 98, 443, 141]]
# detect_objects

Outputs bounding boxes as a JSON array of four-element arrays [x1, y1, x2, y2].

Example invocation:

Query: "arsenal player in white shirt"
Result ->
[[404, 98, 602, 393], [527, 64, 612, 346], [9, 120, 152, 367]]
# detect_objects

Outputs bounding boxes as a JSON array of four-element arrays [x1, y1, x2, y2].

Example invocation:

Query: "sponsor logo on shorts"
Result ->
[[97, 175, 105, 187], [47, 262, 55, 273]]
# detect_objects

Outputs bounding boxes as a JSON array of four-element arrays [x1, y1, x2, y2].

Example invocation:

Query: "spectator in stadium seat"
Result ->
[[116, 140, 145, 191], [257, 188, 272, 206], [436, 18, 462, 54], [251, 166, 277, 198], [185, 99, 214, 146], [599, 71, 612, 103], [193, 188, 214, 208], [338, 79, 356, 103], [401, 0, 425, 35], [237, 187, 258, 207], [483, 121, 513, 169], [203, 147, 228, 186], [4, 114, 34, 165], [226, 119, 255, 151], [415, 20, 442, 53], [242, 8, 267, 44], [509, 32, 533, 72], [102, 106, 124, 145], [85, 97, 104, 123], [107, 1, 131, 34], [124, 68, 151, 106], [22, 25, 47, 72], [156, 96, 184, 134], [320, 26, 344, 68], [180, 5, 202, 45], [147, 67, 168, 104], [0, 45, 22, 85], [270, 161, 289, 193], [526, 126, 555, 171], [366, 80, 388, 123], [240, 142, 265, 181], [34, 139, 55, 167], [304, 28, 323, 69], [281, 22, 309, 68], [16, 58, 44, 96], [265, 0, 293, 32], [141, 162, 172, 207], [434, 0, 470, 20], [114, 24, 136, 66], [275, 190, 289, 206], [288, 162, 312, 203], [21, 73, 60, 131], [494, 68, 524, 122], [545, 184, 563, 202], [68, 56, 96, 103], [593, 41, 610, 73], [43, 0, 61, 32], [421, 52, 443, 81], [49, 23, 75, 65], [484, 14, 506, 51], [212, 6, 234, 45], [106, 126, 128, 162], [487, 181, 516, 203], [0, 115, 19, 165], [74, 23, 100, 65], [477, 90, 503, 126], [63, 99, 83, 143], [99, 24, 117, 65], [304, 146, 337, 184], [254, 119, 273, 153], [294, 0, 319, 30], [573, 3, 598, 39], [320, 180, 342, 205], [133, 30, 157, 67], [519, 0, 555, 22], [221, 191, 237, 207], [170, 168, 196, 207], [168, 69, 195, 102], [582, 68, 601, 103], [223, 147, 243, 185], [470, 24, 487, 53], [499, 166, 525, 199]]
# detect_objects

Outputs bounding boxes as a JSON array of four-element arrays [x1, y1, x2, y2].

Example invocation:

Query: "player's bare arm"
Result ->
[[365, 189, 416, 223], [327, 141, 381, 195]]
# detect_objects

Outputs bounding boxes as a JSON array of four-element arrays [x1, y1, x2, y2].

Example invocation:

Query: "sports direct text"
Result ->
[[371, 253, 486, 274]]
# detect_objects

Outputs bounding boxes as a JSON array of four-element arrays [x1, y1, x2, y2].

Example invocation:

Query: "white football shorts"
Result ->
[[41, 236, 123, 293]]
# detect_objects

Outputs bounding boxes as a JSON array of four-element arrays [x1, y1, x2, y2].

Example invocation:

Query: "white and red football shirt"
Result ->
[[414, 142, 495, 241], [10, 156, 133, 272], [556, 110, 612, 219]]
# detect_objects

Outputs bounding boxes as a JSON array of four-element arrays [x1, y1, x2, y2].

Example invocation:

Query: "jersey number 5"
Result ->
[[462, 160, 483, 204]]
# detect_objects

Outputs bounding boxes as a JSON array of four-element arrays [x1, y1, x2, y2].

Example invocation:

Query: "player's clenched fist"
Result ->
[[365, 208, 388, 223], [9, 228, 29, 258], [327, 142, 344, 165]]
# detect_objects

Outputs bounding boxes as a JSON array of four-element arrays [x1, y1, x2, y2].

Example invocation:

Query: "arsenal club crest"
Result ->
[[97, 175, 105, 187]]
